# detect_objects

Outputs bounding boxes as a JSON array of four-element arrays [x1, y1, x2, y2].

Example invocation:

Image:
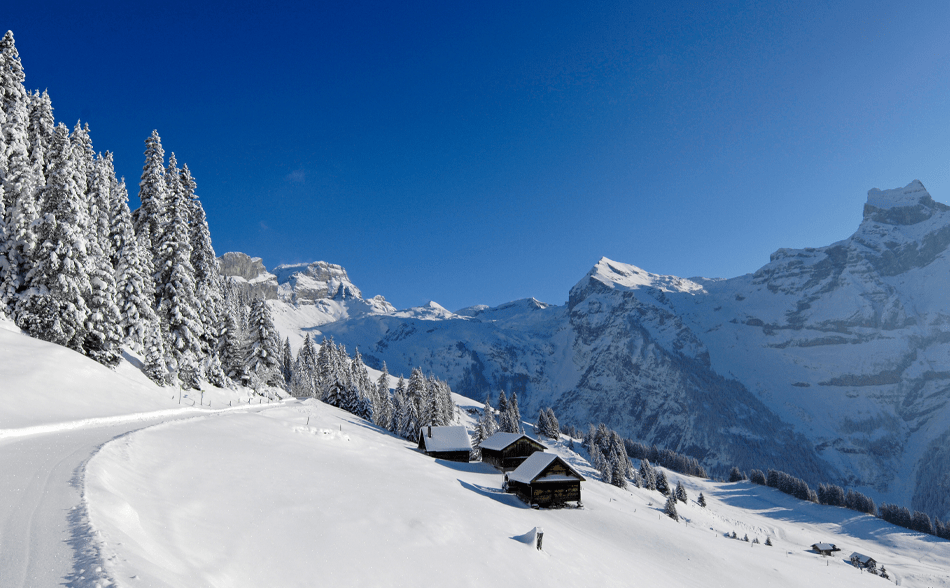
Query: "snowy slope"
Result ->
[[85, 396, 950, 588], [248, 181, 950, 520]]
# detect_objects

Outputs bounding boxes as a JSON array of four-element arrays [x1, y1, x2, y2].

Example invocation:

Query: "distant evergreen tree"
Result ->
[[743, 534, 749, 542], [591, 445, 610, 483], [475, 393, 499, 451], [765, 536, 772, 546], [497, 390, 508, 418], [640, 458, 657, 491], [182, 164, 223, 361], [609, 448, 627, 489], [655, 470, 670, 495], [374, 363, 393, 429], [749, 469, 766, 485], [728, 466, 745, 482], [698, 492, 706, 508], [406, 368, 428, 424], [675, 480, 688, 503], [664, 494, 679, 521], [545, 407, 559, 440]]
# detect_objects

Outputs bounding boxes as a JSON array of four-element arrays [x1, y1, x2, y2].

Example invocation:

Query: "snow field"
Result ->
[[85, 397, 950, 587], [0, 318, 283, 435]]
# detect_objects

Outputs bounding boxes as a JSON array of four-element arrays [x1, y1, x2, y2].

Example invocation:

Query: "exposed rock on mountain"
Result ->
[[258, 181, 950, 519]]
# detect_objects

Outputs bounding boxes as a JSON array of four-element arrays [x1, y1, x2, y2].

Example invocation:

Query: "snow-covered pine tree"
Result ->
[[374, 362, 393, 429], [425, 374, 443, 426], [399, 376, 420, 440], [697, 492, 706, 507], [590, 445, 610, 483], [142, 319, 169, 385], [242, 297, 282, 391], [219, 290, 246, 385], [281, 337, 293, 385], [154, 153, 204, 383], [389, 375, 407, 435], [728, 466, 745, 483], [15, 123, 90, 351], [675, 480, 688, 503], [350, 348, 373, 420], [664, 494, 679, 521], [545, 407, 560, 440], [26, 90, 54, 180], [134, 130, 168, 258], [501, 392, 524, 434], [535, 408, 550, 438], [406, 368, 428, 425], [655, 470, 670, 495], [497, 390, 508, 420], [609, 448, 627, 489], [82, 152, 123, 367], [764, 536, 772, 546], [640, 458, 657, 491], [0, 32, 37, 318], [182, 164, 223, 361]]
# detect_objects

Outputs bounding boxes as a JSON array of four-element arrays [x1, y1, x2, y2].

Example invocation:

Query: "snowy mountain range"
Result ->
[[221, 180, 950, 520]]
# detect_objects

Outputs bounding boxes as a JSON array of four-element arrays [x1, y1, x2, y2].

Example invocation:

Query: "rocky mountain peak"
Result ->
[[863, 180, 948, 225]]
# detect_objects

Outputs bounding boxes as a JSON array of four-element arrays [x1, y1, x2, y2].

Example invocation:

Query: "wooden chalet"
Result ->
[[811, 542, 840, 556], [849, 552, 877, 572], [506, 452, 585, 507], [480, 432, 546, 471], [417, 425, 472, 462]]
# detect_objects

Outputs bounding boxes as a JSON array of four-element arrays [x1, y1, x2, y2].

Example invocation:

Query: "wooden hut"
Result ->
[[849, 552, 877, 572], [506, 452, 585, 507], [811, 543, 840, 556], [417, 425, 472, 462], [480, 432, 546, 471]]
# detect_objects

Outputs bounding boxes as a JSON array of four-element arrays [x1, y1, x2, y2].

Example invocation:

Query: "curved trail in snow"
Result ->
[[0, 403, 274, 587]]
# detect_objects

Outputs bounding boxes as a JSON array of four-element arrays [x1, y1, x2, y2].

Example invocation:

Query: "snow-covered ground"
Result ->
[[85, 395, 950, 588], [3, 316, 949, 587]]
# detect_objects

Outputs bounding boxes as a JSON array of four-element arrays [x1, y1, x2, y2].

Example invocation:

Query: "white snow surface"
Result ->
[[1, 319, 948, 586], [867, 179, 929, 209], [84, 395, 950, 588]]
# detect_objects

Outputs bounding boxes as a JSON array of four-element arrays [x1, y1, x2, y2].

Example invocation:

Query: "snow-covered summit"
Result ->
[[272, 260, 363, 303], [867, 179, 930, 210], [578, 257, 706, 296], [863, 179, 949, 224]]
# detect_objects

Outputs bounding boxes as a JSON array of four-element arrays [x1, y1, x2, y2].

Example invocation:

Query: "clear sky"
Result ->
[[6, 1, 949, 311]]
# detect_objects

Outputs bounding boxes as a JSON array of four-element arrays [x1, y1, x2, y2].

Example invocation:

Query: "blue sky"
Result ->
[[7, 1, 949, 310]]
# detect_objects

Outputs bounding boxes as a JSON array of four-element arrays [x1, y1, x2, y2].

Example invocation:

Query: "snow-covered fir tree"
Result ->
[[82, 152, 123, 367], [373, 363, 393, 429], [134, 130, 167, 258], [664, 494, 679, 521], [609, 448, 627, 489], [640, 458, 657, 491], [656, 470, 670, 495], [242, 297, 282, 391], [15, 123, 90, 351], [698, 492, 706, 507], [675, 480, 688, 503]]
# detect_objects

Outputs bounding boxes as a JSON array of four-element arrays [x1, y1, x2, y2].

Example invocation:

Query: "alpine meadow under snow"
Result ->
[[2, 26, 950, 587]]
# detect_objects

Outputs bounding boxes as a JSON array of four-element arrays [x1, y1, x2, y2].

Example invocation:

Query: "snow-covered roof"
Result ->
[[419, 426, 472, 453], [849, 552, 875, 564], [812, 543, 838, 551], [480, 432, 541, 452], [508, 452, 584, 485]]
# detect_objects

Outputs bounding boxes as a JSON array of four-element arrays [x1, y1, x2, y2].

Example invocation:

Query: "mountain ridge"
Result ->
[[227, 181, 950, 519]]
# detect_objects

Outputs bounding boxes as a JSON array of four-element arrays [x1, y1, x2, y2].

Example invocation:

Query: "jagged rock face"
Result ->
[[218, 252, 278, 299], [267, 181, 950, 519], [272, 261, 362, 303]]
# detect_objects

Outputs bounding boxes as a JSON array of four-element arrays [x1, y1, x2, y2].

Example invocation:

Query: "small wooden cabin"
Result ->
[[417, 425, 472, 462], [811, 543, 840, 556], [506, 452, 585, 507], [849, 552, 877, 572], [480, 432, 546, 471]]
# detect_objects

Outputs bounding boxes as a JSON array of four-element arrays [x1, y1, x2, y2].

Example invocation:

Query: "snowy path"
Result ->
[[0, 404, 271, 588], [0, 422, 159, 586]]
